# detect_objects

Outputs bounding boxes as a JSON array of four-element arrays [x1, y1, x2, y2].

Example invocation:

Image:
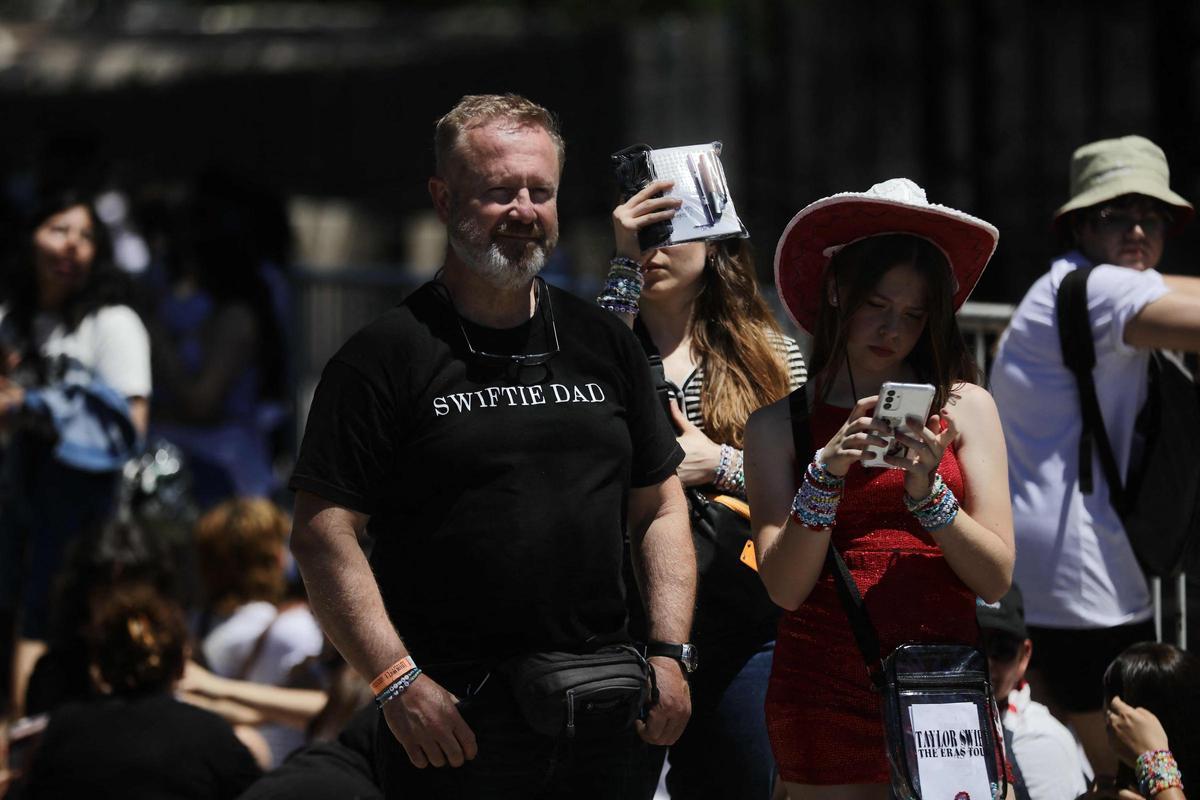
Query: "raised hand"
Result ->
[[612, 179, 682, 261], [818, 395, 891, 477], [891, 411, 958, 500]]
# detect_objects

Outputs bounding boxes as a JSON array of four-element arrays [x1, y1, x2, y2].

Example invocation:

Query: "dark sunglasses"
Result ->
[[1091, 206, 1173, 237]]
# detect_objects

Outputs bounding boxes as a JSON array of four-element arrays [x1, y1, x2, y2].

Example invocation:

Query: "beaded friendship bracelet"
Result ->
[[790, 450, 844, 530], [714, 444, 746, 495], [370, 656, 416, 695], [1137, 749, 1183, 797], [903, 473, 960, 531], [597, 257, 645, 315], [375, 666, 424, 709]]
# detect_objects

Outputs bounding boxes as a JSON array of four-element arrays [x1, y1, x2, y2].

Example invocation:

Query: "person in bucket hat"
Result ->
[[744, 178, 1014, 795], [990, 134, 1200, 779]]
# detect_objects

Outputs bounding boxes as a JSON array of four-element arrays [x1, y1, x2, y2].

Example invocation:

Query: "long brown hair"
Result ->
[[807, 234, 980, 411], [692, 238, 792, 448]]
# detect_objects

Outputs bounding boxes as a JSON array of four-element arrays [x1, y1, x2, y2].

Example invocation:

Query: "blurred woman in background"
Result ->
[[0, 186, 150, 717]]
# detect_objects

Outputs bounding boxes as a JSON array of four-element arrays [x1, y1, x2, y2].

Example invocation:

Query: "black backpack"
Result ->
[[1056, 266, 1200, 577]]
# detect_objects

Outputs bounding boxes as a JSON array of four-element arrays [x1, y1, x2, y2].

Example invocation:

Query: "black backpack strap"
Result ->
[[787, 386, 885, 689], [633, 318, 680, 422], [1055, 266, 1128, 511]]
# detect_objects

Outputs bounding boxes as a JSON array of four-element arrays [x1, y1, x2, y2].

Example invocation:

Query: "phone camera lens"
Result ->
[[883, 402, 893, 410]]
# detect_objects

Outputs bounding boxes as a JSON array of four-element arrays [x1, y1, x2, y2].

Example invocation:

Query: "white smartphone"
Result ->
[[860, 382, 936, 469]]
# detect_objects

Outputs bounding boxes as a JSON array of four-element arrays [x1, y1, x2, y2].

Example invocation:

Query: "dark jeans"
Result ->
[[640, 638, 776, 800], [376, 663, 648, 799]]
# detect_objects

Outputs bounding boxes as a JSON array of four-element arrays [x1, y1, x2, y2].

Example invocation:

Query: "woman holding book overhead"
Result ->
[[743, 178, 1014, 799], [600, 177, 806, 800]]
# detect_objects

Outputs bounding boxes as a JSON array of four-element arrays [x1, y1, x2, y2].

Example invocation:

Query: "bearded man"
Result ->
[[288, 94, 695, 798]]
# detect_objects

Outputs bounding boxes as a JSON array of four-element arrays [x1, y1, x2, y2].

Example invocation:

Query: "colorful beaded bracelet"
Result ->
[[904, 473, 960, 531], [791, 450, 844, 530], [714, 444, 745, 495], [597, 257, 645, 315], [1137, 749, 1183, 797]]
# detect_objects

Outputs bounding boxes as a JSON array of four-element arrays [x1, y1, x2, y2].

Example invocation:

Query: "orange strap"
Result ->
[[703, 491, 750, 520], [370, 656, 417, 695]]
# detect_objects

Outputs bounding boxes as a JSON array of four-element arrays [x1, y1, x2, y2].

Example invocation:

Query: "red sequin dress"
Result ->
[[766, 402, 980, 784]]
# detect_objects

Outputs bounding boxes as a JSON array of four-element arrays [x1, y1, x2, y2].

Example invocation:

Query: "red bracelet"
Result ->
[[370, 656, 416, 695]]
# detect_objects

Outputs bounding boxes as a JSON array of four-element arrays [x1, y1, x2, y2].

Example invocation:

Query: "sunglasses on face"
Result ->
[[1091, 206, 1172, 237]]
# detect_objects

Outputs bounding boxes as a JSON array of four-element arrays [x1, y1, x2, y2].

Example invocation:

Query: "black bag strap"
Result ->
[[1055, 266, 1129, 511], [633, 318, 681, 423], [787, 386, 885, 689]]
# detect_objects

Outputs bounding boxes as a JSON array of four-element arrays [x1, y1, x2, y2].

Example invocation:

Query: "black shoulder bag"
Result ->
[[788, 387, 1008, 800], [637, 325, 780, 647], [1055, 266, 1200, 578]]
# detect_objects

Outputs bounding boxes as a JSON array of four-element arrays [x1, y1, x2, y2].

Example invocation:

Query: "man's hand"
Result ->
[[636, 657, 691, 745], [381, 675, 478, 769]]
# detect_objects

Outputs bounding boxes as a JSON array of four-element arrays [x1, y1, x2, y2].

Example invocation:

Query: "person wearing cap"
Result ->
[[744, 178, 1015, 797], [977, 586, 1090, 800], [989, 134, 1200, 777]]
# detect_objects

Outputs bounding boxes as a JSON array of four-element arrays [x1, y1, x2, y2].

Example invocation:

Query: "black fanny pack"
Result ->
[[497, 644, 655, 739]]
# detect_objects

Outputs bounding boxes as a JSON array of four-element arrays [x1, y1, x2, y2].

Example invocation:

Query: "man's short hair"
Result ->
[[434, 93, 565, 179]]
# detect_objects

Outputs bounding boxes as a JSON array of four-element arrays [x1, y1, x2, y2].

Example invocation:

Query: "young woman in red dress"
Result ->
[[744, 178, 1015, 800]]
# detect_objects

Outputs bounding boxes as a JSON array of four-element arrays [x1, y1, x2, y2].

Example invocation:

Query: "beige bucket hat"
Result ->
[[1053, 135, 1193, 235]]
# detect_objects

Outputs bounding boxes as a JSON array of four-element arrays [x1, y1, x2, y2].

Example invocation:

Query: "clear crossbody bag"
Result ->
[[789, 386, 1008, 800]]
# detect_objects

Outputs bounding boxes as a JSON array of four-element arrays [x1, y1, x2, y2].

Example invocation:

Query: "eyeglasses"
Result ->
[[434, 276, 560, 367], [1092, 206, 1172, 237], [982, 633, 1022, 663]]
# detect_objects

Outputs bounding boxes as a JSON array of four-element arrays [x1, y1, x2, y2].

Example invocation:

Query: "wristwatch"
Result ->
[[646, 641, 699, 674]]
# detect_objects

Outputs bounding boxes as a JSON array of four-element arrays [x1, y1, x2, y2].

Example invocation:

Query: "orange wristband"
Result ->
[[370, 656, 416, 695]]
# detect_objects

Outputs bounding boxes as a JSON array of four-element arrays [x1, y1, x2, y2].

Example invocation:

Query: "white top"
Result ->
[[1004, 682, 1091, 800], [0, 304, 151, 398], [990, 252, 1167, 628], [202, 601, 326, 768]]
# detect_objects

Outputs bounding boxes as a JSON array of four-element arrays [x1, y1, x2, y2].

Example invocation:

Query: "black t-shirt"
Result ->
[[290, 282, 682, 665], [20, 693, 261, 799]]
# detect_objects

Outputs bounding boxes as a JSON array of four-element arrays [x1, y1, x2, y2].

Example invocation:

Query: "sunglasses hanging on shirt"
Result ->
[[431, 275, 560, 380]]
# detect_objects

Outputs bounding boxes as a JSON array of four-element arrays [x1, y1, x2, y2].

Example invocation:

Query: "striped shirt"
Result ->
[[677, 330, 808, 429]]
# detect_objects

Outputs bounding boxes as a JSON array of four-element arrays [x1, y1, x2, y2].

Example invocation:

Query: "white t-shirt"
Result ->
[[990, 252, 1168, 628], [0, 304, 151, 398], [202, 601, 326, 768], [1004, 682, 1091, 800]]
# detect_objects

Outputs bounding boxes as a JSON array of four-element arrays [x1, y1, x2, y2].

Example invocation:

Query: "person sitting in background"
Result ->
[[976, 584, 1089, 800], [11, 582, 261, 799], [1102, 642, 1198, 800], [22, 517, 177, 717], [193, 497, 327, 768], [0, 185, 150, 718]]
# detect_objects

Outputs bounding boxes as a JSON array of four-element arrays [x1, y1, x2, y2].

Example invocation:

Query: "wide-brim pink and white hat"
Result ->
[[773, 177, 999, 334]]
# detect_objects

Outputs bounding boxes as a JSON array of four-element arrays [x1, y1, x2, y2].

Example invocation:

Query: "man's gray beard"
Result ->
[[448, 215, 552, 291]]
